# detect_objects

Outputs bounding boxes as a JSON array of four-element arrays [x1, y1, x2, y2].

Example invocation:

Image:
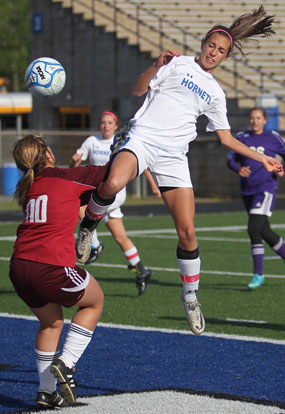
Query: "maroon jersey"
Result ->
[[12, 164, 108, 267]]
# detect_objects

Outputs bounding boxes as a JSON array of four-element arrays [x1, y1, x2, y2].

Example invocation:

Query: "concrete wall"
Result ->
[[30, 0, 153, 129]]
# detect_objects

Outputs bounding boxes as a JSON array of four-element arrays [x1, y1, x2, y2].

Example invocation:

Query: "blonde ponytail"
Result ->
[[13, 135, 47, 210]]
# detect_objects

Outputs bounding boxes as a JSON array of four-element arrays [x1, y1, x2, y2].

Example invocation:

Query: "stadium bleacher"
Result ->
[[52, 0, 285, 128]]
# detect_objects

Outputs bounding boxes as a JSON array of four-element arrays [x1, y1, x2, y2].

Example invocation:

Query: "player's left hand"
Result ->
[[155, 50, 180, 67], [263, 155, 283, 173]]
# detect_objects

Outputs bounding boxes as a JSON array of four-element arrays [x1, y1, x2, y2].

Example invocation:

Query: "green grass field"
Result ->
[[0, 209, 284, 341]]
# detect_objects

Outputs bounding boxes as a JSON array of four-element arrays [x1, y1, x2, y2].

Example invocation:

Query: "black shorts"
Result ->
[[9, 257, 90, 308]]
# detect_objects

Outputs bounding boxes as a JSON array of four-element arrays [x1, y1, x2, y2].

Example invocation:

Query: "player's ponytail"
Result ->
[[13, 134, 48, 210], [204, 5, 275, 57], [230, 5, 275, 56]]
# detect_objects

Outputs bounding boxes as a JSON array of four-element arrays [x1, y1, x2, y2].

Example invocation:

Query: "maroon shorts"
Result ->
[[9, 257, 90, 308]]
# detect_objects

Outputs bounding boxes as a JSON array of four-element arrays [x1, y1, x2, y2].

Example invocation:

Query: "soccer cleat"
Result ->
[[248, 273, 265, 290], [182, 298, 205, 335], [85, 242, 104, 265], [76, 218, 101, 264], [76, 227, 93, 264], [128, 264, 152, 295], [50, 358, 76, 405], [36, 390, 69, 409]]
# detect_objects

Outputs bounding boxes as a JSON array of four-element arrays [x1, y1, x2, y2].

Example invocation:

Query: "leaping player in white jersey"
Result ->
[[75, 6, 283, 335], [71, 111, 160, 295]]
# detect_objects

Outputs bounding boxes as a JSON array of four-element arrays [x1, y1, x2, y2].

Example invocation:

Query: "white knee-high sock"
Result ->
[[178, 257, 201, 302], [60, 323, 93, 369], [91, 229, 100, 248], [35, 349, 59, 393], [124, 246, 140, 266]]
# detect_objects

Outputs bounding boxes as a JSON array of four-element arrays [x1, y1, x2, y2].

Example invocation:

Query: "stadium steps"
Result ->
[[52, 0, 285, 128]]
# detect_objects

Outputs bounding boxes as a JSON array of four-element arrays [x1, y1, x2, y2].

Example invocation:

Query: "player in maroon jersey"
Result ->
[[227, 107, 285, 289], [9, 134, 109, 408]]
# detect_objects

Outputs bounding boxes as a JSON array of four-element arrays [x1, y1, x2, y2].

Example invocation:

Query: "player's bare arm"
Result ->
[[70, 152, 83, 168], [132, 50, 180, 96], [216, 129, 283, 173]]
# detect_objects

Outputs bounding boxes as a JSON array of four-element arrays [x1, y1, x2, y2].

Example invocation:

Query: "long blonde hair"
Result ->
[[13, 134, 48, 210], [204, 5, 275, 57]]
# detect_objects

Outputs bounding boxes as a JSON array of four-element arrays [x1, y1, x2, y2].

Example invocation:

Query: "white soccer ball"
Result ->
[[25, 57, 66, 97]]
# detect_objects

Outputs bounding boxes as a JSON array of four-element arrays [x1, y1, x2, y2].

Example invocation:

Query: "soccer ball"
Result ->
[[25, 57, 66, 97]]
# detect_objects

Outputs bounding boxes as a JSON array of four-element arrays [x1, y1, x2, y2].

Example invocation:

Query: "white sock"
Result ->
[[124, 246, 140, 266], [91, 230, 100, 248], [35, 349, 59, 393], [178, 257, 201, 302], [60, 323, 93, 369]]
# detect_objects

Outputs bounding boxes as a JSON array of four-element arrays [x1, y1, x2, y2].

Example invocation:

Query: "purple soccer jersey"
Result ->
[[227, 129, 285, 195]]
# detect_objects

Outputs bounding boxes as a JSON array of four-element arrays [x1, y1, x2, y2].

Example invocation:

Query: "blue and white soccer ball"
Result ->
[[25, 57, 66, 97]]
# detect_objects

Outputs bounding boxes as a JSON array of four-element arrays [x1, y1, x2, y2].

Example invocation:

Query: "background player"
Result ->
[[70, 111, 160, 295], [227, 107, 285, 289]]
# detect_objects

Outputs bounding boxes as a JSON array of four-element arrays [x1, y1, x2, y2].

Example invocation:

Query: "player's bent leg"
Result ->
[[98, 150, 139, 200], [73, 275, 104, 329], [31, 303, 64, 352], [76, 152, 138, 264], [31, 304, 68, 406], [51, 276, 104, 405]]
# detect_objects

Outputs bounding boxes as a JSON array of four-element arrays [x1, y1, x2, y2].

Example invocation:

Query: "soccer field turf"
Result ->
[[0, 209, 284, 340]]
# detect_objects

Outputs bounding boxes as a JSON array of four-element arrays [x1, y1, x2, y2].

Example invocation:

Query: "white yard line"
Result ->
[[1, 222, 285, 242], [0, 257, 284, 278]]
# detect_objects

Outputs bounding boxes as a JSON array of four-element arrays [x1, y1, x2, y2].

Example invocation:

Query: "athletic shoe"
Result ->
[[182, 298, 205, 335], [50, 358, 76, 405], [85, 242, 104, 265], [75, 227, 93, 264], [248, 273, 265, 289], [128, 264, 152, 295], [76, 216, 102, 264], [36, 390, 69, 409]]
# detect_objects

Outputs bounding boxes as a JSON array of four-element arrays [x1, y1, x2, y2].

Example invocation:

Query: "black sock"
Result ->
[[80, 215, 100, 231]]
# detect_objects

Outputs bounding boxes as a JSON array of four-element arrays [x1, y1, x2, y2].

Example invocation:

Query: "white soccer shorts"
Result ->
[[117, 136, 192, 188]]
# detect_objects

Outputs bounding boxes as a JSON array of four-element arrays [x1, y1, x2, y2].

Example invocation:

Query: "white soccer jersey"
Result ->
[[129, 55, 230, 152], [76, 135, 113, 166]]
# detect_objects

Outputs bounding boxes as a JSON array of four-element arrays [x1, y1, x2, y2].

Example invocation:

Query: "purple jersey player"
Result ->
[[227, 107, 285, 289]]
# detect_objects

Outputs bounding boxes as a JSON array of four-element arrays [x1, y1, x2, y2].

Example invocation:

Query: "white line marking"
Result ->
[[1, 222, 285, 242], [225, 318, 267, 324], [87, 262, 285, 279], [0, 312, 284, 345], [1, 257, 284, 278]]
